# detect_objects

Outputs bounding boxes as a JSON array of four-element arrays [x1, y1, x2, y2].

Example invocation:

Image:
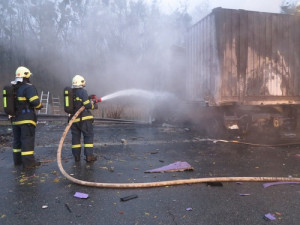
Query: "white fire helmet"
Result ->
[[13, 66, 31, 83], [72, 75, 86, 88], [16, 66, 31, 78]]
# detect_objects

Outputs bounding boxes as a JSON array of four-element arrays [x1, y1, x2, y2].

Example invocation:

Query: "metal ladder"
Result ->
[[38, 91, 49, 114], [52, 94, 61, 115]]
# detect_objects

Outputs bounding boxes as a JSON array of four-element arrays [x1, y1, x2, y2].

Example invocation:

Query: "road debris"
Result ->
[[239, 193, 250, 196], [264, 213, 276, 221], [65, 203, 72, 213], [263, 182, 300, 188], [121, 139, 128, 144], [150, 150, 159, 154], [120, 194, 138, 201], [74, 192, 89, 199], [144, 161, 194, 173]]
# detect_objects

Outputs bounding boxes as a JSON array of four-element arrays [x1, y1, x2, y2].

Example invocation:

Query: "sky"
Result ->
[[154, 0, 283, 14]]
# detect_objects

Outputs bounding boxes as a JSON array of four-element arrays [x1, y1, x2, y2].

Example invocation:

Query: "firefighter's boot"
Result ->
[[23, 161, 41, 169], [13, 153, 22, 166], [86, 155, 97, 162], [72, 147, 81, 162], [23, 156, 41, 169]]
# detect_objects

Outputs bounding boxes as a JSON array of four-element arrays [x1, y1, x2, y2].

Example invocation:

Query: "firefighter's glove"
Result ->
[[89, 94, 98, 104]]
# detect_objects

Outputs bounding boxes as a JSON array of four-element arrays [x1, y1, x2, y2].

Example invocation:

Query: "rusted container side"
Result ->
[[186, 8, 300, 106]]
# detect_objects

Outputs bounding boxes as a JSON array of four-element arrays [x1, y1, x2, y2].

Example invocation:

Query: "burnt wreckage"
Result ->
[[186, 8, 300, 135]]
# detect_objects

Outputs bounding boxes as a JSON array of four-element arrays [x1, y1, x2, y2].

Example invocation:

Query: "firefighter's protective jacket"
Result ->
[[71, 88, 96, 122], [11, 81, 42, 126]]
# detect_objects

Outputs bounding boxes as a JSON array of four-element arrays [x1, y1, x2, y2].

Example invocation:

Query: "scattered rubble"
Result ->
[[74, 192, 89, 199], [264, 213, 276, 221], [121, 139, 128, 144], [120, 194, 138, 201], [144, 161, 194, 173], [263, 181, 300, 188]]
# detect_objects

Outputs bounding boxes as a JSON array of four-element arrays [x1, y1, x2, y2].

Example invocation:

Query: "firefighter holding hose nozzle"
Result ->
[[64, 75, 98, 162], [3, 66, 43, 169]]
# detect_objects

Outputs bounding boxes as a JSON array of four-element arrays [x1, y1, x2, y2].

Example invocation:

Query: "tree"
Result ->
[[0, 0, 194, 97], [280, 0, 299, 14]]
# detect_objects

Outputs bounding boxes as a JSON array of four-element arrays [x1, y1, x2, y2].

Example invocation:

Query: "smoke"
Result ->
[[0, 0, 285, 127], [59, 1, 184, 94], [0, 0, 196, 121], [148, 0, 282, 21], [209, 0, 282, 13], [63, 0, 192, 104]]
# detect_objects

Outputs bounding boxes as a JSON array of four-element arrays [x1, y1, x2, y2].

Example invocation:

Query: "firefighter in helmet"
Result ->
[[11, 66, 43, 169], [70, 75, 98, 162]]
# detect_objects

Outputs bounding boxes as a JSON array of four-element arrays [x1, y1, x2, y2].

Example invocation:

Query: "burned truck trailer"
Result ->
[[186, 8, 300, 134]]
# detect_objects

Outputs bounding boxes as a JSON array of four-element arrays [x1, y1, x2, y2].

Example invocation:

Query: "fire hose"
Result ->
[[57, 106, 300, 188]]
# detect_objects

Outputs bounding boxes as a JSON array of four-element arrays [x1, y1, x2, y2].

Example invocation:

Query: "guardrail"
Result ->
[[0, 113, 148, 124]]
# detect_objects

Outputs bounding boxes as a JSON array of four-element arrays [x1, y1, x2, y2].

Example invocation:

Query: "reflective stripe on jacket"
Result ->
[[11, 82, 41, 126], [72, 88, 95, 123]]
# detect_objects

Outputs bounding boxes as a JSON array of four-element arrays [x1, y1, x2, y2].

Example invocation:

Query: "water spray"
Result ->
[[99, 88, 175, 102], [89, 88, 175, 109], [57, 90, 300, 188]]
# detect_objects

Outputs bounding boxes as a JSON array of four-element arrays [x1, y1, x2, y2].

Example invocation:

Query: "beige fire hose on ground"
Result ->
[[57, 106, 300, 188]]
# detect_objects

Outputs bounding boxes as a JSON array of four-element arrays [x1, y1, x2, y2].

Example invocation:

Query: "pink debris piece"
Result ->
[[264, 213, 276, 221], [74, 192, 89, 199], [145, 161, 194, 173], [263, 182, 300, 188]]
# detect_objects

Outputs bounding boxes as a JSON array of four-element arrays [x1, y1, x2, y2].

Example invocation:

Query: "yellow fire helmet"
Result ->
[[16, 66, 31, 78], [72, 75, 86, 88]]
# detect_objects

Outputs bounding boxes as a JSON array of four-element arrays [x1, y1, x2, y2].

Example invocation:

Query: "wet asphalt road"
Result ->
[[1, 122, 300, 225]]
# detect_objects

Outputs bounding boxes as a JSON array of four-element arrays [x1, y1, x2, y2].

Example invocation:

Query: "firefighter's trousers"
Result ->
[[12, 124, 36, 166], [71, 120, 94, 158]]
